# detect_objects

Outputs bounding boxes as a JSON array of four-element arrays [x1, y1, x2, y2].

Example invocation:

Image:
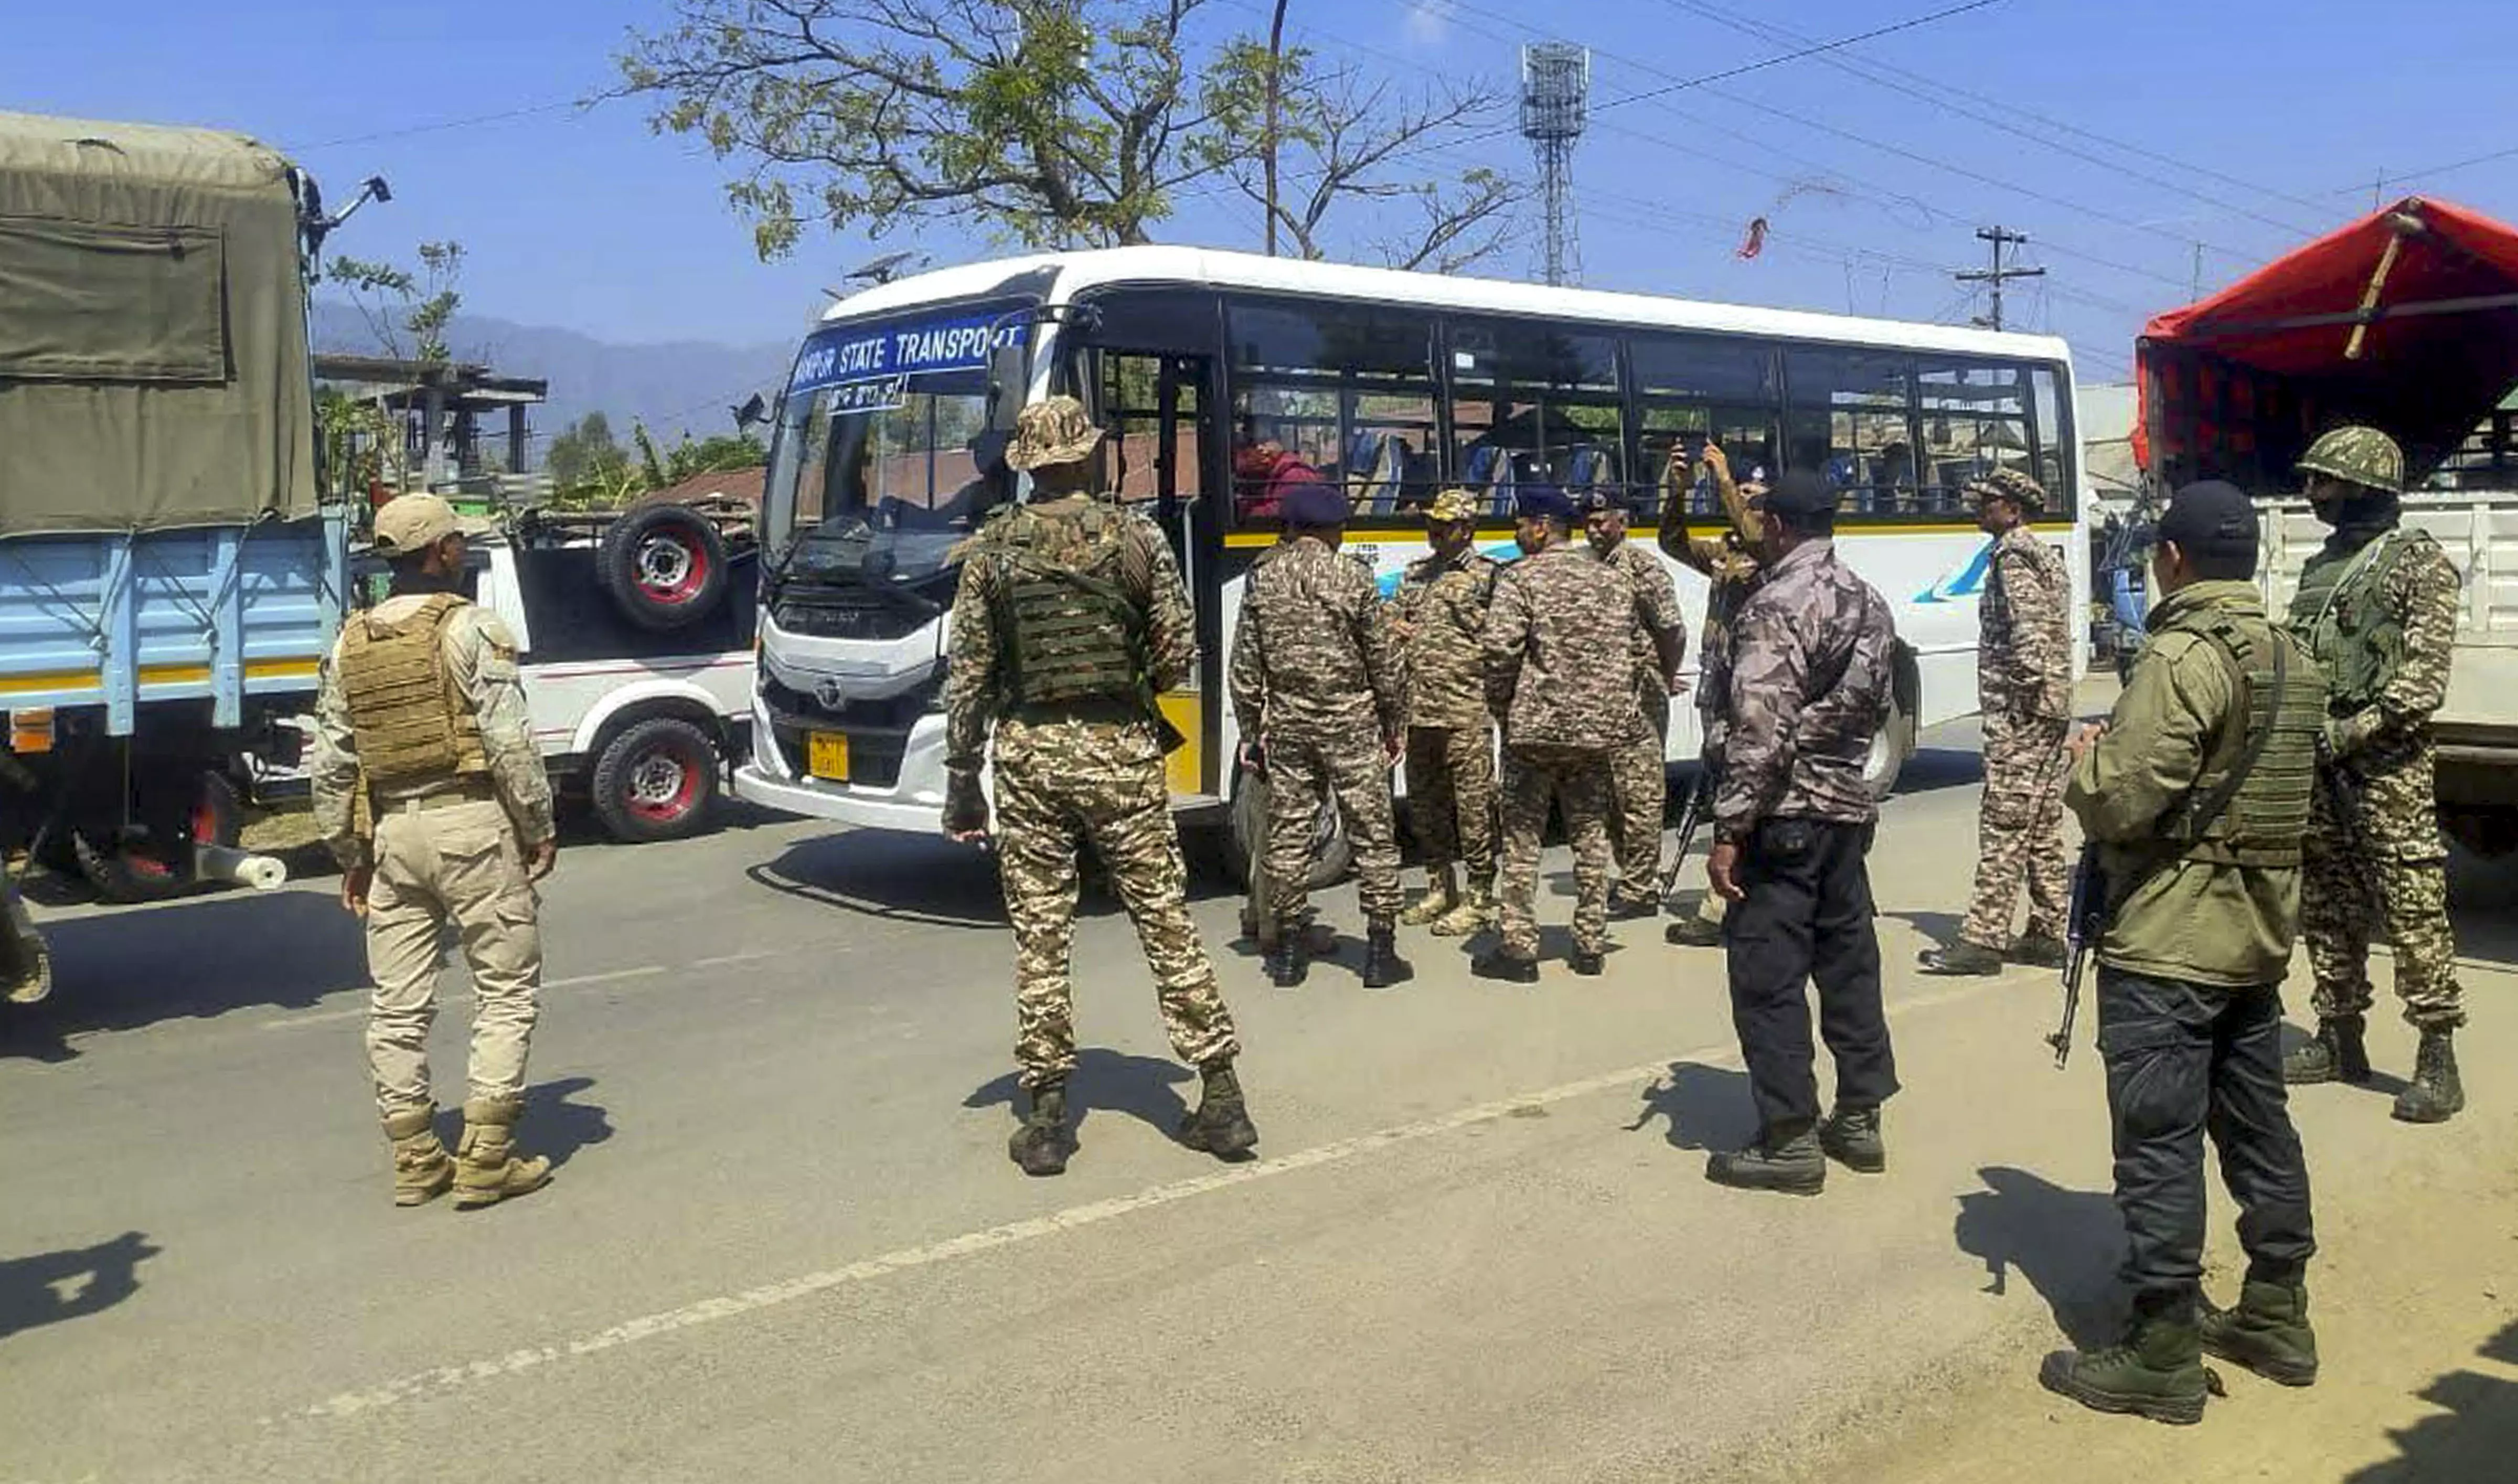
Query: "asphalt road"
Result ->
[[3, 712, 2513, 1483]]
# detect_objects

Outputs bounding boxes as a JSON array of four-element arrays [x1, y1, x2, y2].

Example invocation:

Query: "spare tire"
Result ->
[[602, 503, 730, 632]]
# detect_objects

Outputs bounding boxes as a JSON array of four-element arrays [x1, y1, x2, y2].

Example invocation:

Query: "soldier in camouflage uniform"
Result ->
[[1229, 480, 1411, 990], [1659, 441, 1765, 947], [1582, 489, 1690, 917], [2279, 425, 2469, 1125], [1391, 489, 1501, 936], [311, 494, 559, 1211], [1702, 472, 1900, 1196], [1473, 486, 1644, 983], [1922, 468, 2076, 976], [943, 398, 1254, 1177]]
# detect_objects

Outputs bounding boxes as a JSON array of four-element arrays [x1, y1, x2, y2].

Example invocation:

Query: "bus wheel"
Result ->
[[1224, 769, 1351, 891], [592, 717, 721, 844], [1861, 696, 1916, 801]]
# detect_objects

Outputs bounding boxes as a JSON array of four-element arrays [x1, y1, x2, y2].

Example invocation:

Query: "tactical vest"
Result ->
[[338, 593, 489, 790], [2287, 529, 2430, 714], [983, 502, 1148, 709], [2153, 605, 2323, 869]]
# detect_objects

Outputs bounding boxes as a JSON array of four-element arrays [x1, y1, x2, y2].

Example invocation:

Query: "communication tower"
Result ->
[[1519, 43, 1590, 287]]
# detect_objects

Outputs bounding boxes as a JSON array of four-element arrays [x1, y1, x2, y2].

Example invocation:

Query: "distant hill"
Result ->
[[311, 304, 795, 446]]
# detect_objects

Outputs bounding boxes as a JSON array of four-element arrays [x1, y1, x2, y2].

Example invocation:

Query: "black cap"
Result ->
[[1576, 488, 1627, 516], [1514, 485, 1576, 522], [1762, 469, 1839, 519], [1279, 478, 1351, 528], [2158, 480, 2258, 571]]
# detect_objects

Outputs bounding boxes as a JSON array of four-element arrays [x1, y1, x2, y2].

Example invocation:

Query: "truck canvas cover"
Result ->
[[2134, 195, 2518, 492], [0, 111, 317, 533]]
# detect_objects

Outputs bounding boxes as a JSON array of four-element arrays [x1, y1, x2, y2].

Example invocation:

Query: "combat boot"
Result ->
[[2199, 1278, 2319, 1386], [2038, 1295, 2208, 1425], [2007, 932, 2069, 970], [1918, 939, 2004, 976], [1469, 947, 1540, 984], [382, 1105, 453, 1208], [1398, 867, 1457, 927], [2284, 1015, 2371, 1085], [452, 1096, 552, 1211], [1817, 1104, 1886, 1174], [2392, 1029, 2464, 1124], [1606, 891, 1660, 922], [1430, 878, 1496, 937], [1361, 919, 1413, 990], [1177, 1058, 1258, 1160], [1265, 925, 1310, 988], [1665, 913, 1722, 948], [1704, 1124, 1826, 1195], [1568, 946, 1605, 977], [1009, 1081, 1075, 1177]]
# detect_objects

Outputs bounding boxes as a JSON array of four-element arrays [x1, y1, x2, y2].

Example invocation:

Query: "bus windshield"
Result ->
[[764, 304, 1029, 585]]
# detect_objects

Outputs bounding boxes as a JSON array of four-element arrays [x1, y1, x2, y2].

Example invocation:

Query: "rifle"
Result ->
[[2047, 838, 2107, 1069], [2316, 733, 2365, 842], [1656, 761, 1720, 903]]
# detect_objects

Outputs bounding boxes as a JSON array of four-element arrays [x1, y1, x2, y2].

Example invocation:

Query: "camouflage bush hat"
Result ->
[[370, 494, 490, 557], [2296, 424, 2405, 496], [1424, 488, 1480, 525], [1964, 467, 2047, 513], [1005, 396, 1105, 472]]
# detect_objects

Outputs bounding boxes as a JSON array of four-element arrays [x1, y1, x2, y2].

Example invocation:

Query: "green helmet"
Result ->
[[2296, 425, 2405, 496]]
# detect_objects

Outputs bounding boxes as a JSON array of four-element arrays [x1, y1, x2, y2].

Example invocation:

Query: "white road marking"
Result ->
[[689, 949, 783, 969], [284, 978, 1999, 1424]]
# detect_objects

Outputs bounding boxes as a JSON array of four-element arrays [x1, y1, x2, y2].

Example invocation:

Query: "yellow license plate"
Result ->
[[807, 731, 850, 781]]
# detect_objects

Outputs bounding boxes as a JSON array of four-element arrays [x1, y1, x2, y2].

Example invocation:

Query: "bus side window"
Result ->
[[1447, 317, 1622, 505], [1785, 347, 1917, 517], [1918, 360, 2036, 515], [1629, 332, 1781, 518], [1225, 296, 1439, 525]]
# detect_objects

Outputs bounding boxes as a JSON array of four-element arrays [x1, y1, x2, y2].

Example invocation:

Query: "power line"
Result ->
[[1954, 226, 2044, 331], [2333, 141, 2518, 196], [288, 98, 591, 153]]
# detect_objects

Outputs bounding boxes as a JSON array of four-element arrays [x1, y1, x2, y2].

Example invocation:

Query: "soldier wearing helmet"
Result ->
[[1921, 467, 2075, 977], [2281, 424, 2469, 1123], [1388, 489, 1503, 936]]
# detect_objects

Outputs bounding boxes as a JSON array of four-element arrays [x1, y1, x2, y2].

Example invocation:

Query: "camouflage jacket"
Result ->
[[1713, 539, 1897, 839], [1980, 526, 2073, 720], [1599, 540, 1689, 695], [1658, 460, 1765, 719], [1230, 535, 1404, 745], [2289, 523, 2460, 769], [311, 595, 554, 868], [1484, 541, 1646, 753], [944, 495, 1197, 776], [1393, 547, 1498, 730]]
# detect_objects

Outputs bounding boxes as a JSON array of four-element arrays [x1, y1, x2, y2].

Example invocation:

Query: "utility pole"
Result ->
[[1955, 226, 2045, 331], [1264, 0, 1289, 257]]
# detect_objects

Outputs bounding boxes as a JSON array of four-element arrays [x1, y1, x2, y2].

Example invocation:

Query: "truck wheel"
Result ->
[[1224, 766, 1351, 891], [72, 772, 241, 904], [591, 717, 720, 844], [601, 503, 730, 632], [1861, 695, 1917, 801]]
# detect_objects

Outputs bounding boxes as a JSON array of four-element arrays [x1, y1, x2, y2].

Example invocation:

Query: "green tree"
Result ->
[[327, 241, 466, 363], [548, 411, 627, 491]]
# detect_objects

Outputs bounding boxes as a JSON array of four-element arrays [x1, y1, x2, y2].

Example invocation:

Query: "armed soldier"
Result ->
[[2040, 480, 2322, 1426], [1475, 486, 1641, 983], [1659, 440, 1765, 947], [1581, 489, 1689, 918], [311, 494, 558, 1211], [1922, 469, 2075, 975], [2281, 425, 2468, 1124], [944, 398, 1254, 1177], [1390, 489, 1501, 937], [1701, 471, 1900, 1196], [1229, 480, 1411, 990]]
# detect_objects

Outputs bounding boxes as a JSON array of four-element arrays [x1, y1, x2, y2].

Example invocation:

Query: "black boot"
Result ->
[[1567, 945, 1605, 976], [2200, 1277, 2319, 1386], [1665, 914, 1722, 948], [1265, 927, 1309, 988], [1009, 1082, 1076, 1177], [2392, 1029, 2464, 1124], [2039, 1291, 2208, 1425], [1177, 1059, 1259, 1160], [1704, 1123, 1825, 1195], [2007, 932, 2069, 970], [1470, 948, 1540, 984], [1361, 919, 1413, 990], [2284, 1015, 2370, 1085], [1817, 1104, 1886, 1173], [1918, 939, 2004, 976]]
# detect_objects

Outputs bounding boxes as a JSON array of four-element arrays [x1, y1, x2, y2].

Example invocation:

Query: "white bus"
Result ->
[[733, 246, 2089, 864]]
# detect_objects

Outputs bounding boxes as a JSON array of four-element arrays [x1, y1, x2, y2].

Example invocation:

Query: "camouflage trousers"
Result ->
[[1265, 730, 1403, 927], [362, 799, 541, 1119], [1606, 686, 1671, 903], [2303, 747, 2464, 1030], [1958, 713, 2072, 949], [1404, 722, 1497, 882], [993, 729, 1239, 1092], [1498, 744, 1614, 959]]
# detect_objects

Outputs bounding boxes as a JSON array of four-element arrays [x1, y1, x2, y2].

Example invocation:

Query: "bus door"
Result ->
[[1096, 348, 1224, 800]]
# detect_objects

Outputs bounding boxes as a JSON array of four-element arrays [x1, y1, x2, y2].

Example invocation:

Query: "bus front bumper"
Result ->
[[731, 764, 949, 832]]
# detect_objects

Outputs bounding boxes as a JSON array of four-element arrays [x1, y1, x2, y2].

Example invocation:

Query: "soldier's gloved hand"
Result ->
[[2323, 711, 2377, 761], [943, 767, 990, 843]]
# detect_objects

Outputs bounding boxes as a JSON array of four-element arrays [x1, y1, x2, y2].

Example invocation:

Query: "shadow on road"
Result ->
[[0, 1230, 159, 1340], [749, 830, 1006, 930], [1951, 1165, 2122, 1351], [423, 1076, 613, 1170], [1877, 909, 1969, 948], [0, 890, 368, 1060], [1892, 746, 1984, 797], [2344, 1317, 2518, 1481], [965, 1048, 1194, 1141], [1625, 1061, 1757, 1152]]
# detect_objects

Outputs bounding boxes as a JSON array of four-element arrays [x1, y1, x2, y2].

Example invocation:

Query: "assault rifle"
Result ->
[[1656, 761, 1721, 903], [2048, 839, 2107, 1069]]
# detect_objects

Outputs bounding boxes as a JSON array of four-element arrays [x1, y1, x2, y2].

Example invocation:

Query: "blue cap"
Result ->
[[1279, 479, 1351, 527], [1514, 484, 1576, 522]]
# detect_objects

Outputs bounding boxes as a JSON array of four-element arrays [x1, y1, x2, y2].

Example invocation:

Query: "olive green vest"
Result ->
[[982, 501, 1148, 710], [2287, 528, 2430, 714], [2153, 604, 2323, 869], [339, 593, 489, 791]]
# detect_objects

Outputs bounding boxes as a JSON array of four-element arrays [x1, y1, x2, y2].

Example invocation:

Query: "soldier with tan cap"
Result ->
[[1389, 488, 1501, 936], [311, 493, 559, 1210]]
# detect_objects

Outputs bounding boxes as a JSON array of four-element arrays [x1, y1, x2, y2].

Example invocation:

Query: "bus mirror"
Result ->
[[988, 338, 1029, 431]]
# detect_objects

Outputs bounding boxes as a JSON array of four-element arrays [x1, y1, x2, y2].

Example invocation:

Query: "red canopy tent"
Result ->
[[2133, 196, 2518, 492]]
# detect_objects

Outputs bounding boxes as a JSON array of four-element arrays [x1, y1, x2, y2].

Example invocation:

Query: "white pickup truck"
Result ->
[[2261, 489, 2518, 857]]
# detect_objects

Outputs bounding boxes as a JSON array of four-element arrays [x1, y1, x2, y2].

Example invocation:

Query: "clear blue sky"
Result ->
[[13, 0, 2517, 383]]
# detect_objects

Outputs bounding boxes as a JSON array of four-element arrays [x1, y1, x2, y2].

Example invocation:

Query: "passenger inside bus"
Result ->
[[1233, 437, 1327, 520]]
